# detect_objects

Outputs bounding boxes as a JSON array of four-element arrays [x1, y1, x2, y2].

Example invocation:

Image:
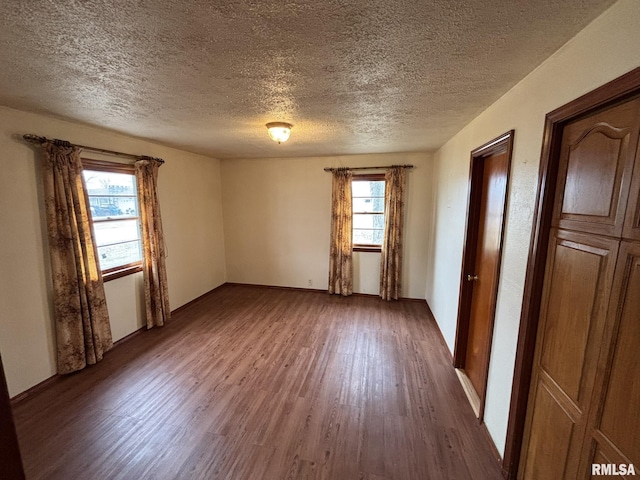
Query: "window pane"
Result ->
[[353, 213, 385, 229], [371, 228, 384, 245], [83, 170, 136, 196], [83, 170, 139, 219], [353, 197, 385, 213], [352, 181, 370, 197], [352, 180, 385, 197], [353, 229, 384, 246], [97, 241, 142, 270], [88, 198, 139, 219], [353, 229, 373, 245], [369, 180, 385, 197], [93, 219, 141, 247]]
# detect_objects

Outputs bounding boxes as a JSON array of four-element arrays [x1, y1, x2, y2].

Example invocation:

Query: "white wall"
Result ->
[[0, 106, 227, 397], [221, 152, 432, 299], [425, 0, 640, 456]]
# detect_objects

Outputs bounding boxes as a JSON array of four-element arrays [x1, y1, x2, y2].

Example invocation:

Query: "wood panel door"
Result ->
[[520, 230, 619, 479], [520, 95, 640, 479], [455, 131, 513, 419], [577, 240, 640, 476], [552, 98, 640, 237]]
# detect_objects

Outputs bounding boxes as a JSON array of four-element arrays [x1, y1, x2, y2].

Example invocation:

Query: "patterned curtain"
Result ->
[[328, 169, 353, 296], [380, 166, 407, 300], [40, 141, 113, 374], [135, 158, 171, 328]]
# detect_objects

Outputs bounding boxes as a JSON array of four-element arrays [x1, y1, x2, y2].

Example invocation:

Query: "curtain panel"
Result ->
[[380, 166, 407, 300], [41, 141, 113, 374], [328, 169, 353, 296], [135, 158, 171, 328]]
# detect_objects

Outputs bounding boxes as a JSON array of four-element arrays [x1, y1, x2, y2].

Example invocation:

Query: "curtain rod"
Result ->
[[22, 134, 165, 164], [323, 164, 413, 172]]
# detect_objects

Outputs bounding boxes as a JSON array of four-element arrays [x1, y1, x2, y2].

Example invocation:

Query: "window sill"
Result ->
[[103, 264, 143, 282], [353, 246, 382, 253]]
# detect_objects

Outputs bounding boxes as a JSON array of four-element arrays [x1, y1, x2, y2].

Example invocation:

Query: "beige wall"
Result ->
[[221, 152, 433, 299], [426, 0, 640, 456], [0, 106, 227, 397]]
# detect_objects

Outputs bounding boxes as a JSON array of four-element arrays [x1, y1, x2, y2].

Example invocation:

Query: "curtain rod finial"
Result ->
[[23, 134, 47, 144]]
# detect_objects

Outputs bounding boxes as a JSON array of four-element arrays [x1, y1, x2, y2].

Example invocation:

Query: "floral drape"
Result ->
[[41, 141, 113, 374], [328, 169, 353, 296], [380, 166, 407, 300], [135, 158, 171, 328]]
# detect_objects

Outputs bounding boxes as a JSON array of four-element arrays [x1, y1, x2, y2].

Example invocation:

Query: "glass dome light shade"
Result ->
[[266, 122, 293, 143]]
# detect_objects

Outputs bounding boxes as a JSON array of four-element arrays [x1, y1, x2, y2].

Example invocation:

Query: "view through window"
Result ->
[[82, 160, 142, 279], [352, 174, 386, 251]]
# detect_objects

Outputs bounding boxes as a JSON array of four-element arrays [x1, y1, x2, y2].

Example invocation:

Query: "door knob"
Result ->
[[467, 274, 478, 282]]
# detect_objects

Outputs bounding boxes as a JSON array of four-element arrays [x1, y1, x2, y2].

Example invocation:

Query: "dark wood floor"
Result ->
[[13, 285, 503, 480]]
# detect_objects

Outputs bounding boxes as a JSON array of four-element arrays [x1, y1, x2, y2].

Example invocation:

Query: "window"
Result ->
[[352, 174, 386, 252], [82, 159, 142, 281]]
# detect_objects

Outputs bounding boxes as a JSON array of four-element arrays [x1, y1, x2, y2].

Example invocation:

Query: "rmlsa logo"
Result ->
[[592, 464, 636, 476]]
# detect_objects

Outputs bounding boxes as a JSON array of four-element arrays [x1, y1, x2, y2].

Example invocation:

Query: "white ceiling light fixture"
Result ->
[[266, 122, 293, 144]]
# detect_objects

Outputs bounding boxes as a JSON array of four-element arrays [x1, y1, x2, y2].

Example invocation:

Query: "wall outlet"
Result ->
[[308, 279, 313, 286]]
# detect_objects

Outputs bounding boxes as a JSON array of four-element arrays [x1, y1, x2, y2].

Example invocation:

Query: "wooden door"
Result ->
[[577, 240, 640, 476], [520, 230, 619, 479], [465, 151, 508, 399], [552, 99, 639, 238], [520, 97, 640, 479], [455, 131, 513, 418]]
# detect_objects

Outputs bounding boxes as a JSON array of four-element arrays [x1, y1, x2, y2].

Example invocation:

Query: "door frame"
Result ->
[[454, 130, 514, 421], [502, 66, 640, 479]]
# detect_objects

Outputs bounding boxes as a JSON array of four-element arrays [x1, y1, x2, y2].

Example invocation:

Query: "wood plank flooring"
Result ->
[[13, 285, 503, 480]]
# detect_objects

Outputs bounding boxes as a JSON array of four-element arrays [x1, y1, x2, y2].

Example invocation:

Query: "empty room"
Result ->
[[1, 1, 639, 479]]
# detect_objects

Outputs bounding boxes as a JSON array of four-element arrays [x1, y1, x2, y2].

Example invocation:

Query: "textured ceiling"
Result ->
[[0, 0, 616, 159]]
